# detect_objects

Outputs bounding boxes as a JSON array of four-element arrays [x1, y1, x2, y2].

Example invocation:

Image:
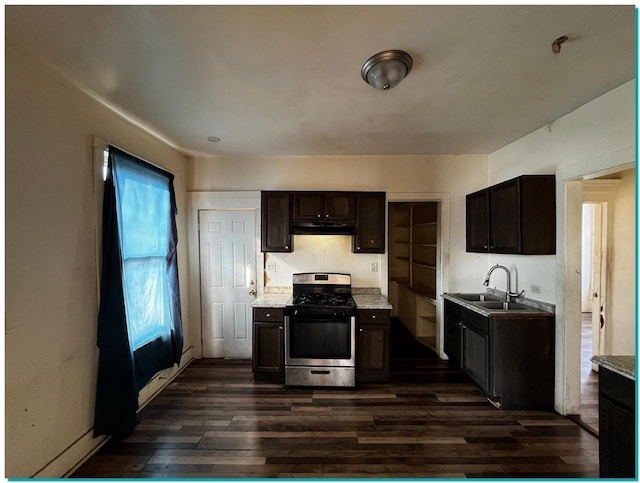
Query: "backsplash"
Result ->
[[263, 234, 383, 288]]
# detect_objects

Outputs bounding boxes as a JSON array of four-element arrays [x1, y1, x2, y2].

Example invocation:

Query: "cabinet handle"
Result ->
[[483, 245, 488, 249], [279, 326, 283, 330], [462, 325, 467, 329], [359, 328, 363, 332], [372, 315, 376, 319], [266, 313, 271, 318], [356, 246, 361, 250], [317, 214, 321, 218], [325, 214, 329, 218], [284, 245, 289, 249]]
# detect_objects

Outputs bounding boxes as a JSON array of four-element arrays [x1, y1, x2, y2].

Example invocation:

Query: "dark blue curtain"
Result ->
[[94, 146, 183, 437]]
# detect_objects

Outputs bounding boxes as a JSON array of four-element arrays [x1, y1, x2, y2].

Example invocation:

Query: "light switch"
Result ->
[[370, 262, 378, 272]]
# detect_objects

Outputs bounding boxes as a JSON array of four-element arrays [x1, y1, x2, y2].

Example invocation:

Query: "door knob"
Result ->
[[248, 289, 256, 295]]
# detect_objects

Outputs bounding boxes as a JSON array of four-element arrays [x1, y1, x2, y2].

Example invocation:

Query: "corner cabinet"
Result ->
[[466, 175, 556, 255], [261, 191, 292, 252], [252, 307, 285, 383], [353, 192, 386, 253], [443, 299, 555, 410], [357, 309, 391, 382]]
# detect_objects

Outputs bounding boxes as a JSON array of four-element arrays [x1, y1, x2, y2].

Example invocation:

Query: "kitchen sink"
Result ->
[[452, 293, 499, 302], [474, 301, 529, 311]]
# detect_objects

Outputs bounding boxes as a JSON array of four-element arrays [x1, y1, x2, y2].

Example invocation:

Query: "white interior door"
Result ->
[[199, 210, 256, 358]]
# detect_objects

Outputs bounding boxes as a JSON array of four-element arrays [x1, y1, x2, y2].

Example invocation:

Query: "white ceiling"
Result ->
[[5, 5, 636, 158]]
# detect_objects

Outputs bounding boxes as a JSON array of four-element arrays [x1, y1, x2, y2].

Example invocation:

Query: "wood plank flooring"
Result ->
[[71, 320, 598, 479]]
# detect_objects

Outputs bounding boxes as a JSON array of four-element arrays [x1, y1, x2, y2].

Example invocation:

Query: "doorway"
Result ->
[[187, 191, 263, 360], [572, 168, 635, 432], [386, 193, 450, 359]]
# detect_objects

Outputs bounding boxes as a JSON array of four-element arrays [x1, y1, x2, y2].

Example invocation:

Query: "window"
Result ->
[[94, 144, 183, 437]]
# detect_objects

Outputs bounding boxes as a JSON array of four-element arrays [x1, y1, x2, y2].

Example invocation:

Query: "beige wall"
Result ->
[[488, 80, 635, 415], [607, 168, 635, 355], [5, 51, 192, 477], [189, 154, 490, 293]]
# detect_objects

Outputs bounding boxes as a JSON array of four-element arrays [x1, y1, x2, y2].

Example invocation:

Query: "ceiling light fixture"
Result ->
[[361, 49, 413, 91], [207, 136, 221, 143]]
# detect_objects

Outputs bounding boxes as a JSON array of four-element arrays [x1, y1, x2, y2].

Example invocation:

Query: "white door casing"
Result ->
[[199, 210, 257, 358]]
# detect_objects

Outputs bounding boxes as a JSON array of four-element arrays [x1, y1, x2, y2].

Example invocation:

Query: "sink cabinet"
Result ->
[[443, 299, 554, 409], [252, 307, 285, 383], [357, 309, 391, 382], [466, 175, 556, 255]]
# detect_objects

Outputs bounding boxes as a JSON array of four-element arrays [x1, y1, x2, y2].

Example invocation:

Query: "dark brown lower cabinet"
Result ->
[[443, 299, 554, 410], [599, 367, 636, 478], [252, 308, 284, 383], [357, 309, 390, 382]]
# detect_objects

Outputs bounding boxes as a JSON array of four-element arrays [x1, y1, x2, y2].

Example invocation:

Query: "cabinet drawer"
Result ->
[[464, 309, 489, 334], [358, 309, 390, 325], [253, 307, 284, 322]]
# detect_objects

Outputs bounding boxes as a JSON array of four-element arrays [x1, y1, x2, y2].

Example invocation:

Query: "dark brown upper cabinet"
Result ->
[[261, 191, 292, 252], [466, 175, 556, 255], [292, 192, 355, 222], [353, 192, 386, 253]]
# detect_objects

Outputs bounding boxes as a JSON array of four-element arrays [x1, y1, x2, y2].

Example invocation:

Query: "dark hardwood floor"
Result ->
[[72, 319, 598, 478], [578, 312, 599, 434]]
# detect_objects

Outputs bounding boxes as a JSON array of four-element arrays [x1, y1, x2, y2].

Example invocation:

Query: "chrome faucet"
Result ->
[[483, 264, 524, 302]]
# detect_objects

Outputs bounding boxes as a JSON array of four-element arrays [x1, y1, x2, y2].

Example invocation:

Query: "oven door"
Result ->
[[285, 315, 356, 367]]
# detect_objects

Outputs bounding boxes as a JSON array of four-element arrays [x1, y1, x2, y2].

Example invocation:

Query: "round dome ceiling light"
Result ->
[[207, 136, 221, 143], [361, 50, 413, 91]]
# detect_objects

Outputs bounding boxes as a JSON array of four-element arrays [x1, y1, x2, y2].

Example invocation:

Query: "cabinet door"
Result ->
[[466, 189, 490, 252], [353, 192, 386, 253], [324, 192, 355, 221], [489, 178, 521, 253], [599, 396, 636, 477], [292, 192, 323, 221], [357, 325, 389, 371], [444, 313, 463, 368], [463, 325, 489, 392], [261, 192, 292, 252], [252, 321, 284, 373]]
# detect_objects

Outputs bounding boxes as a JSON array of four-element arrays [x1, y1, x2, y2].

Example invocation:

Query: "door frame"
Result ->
[[559, 164, 631, 415], [188, 191, 262, 359]]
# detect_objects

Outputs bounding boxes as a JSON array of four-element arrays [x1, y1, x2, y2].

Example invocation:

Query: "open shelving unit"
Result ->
[[388, 202, 439, 351]]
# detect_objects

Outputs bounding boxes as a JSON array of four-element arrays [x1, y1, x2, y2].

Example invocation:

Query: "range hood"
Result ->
[[291, 221, 355, 235]]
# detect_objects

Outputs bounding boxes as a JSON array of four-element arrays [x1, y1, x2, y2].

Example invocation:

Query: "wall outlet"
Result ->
[[530, 284, 541, 294], [266, 261, 276, 272], [370, 262, 378, 272]]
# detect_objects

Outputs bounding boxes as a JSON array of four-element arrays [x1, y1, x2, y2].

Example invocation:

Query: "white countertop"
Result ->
[[252, 288, 392, 310]]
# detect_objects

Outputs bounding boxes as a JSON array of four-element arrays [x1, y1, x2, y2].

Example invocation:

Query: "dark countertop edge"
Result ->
[[442, 293, 554, 317], [591, 355, 636, 381]]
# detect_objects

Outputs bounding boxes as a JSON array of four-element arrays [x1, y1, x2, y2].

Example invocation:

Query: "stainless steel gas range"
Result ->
[[284, 273, 356, 387]]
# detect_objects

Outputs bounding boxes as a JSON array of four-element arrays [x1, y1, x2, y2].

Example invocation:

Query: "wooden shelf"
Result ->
[[413, 222, 438, 227], [389, 201, 439, 354], [412, 261, 436, 269]]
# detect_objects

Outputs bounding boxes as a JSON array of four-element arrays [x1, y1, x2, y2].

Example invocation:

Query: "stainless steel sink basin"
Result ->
[[453, 293, 499, 302], [474, 301, 529, 311]]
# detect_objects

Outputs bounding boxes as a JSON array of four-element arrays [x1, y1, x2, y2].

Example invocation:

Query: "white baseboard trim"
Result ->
[[32, 347, 195, 478]]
